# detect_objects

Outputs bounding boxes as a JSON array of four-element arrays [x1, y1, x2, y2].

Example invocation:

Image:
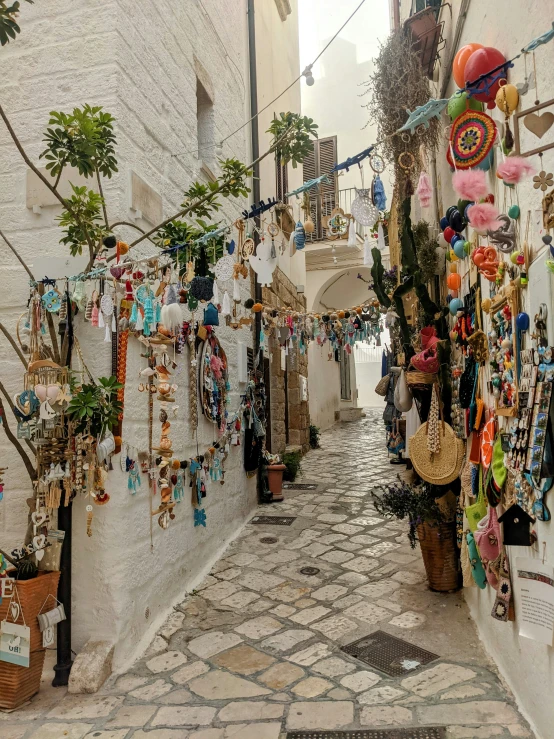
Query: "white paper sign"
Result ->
[[514, 557, 554, 645]]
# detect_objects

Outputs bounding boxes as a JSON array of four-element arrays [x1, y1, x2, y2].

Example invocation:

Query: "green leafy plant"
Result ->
[[413, 220, 438, 285], [40, 105, 117, 180], [0, 0, 33, 46], [156, 219, 226, 276], [309, 424, 321, 449], [67, 376, 123, 438], [283, 450, 302, 482], [372, 481, 447, 548], [56, 184, 107, 256], [267, 112, 318, 168]]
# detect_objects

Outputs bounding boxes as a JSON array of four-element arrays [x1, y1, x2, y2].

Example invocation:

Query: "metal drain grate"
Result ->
[[299, 566, 320, 575], [286, 730, 447, 739], [251, 516, 296, 526], [341, 631, 439, 677], [283, 483, 318, 490]]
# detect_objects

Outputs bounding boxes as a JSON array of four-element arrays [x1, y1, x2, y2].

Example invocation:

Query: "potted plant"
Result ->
[[263, 451, 286, 503], [372, 480, 460, 592]]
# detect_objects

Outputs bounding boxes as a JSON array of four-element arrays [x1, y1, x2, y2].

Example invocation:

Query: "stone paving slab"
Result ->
[[0, 410, 535, 739]]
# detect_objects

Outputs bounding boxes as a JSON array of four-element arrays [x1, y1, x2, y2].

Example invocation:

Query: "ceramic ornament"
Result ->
[[249, 239, 277, 287], [351, 189, 378, 227], [487, 214, 516, 253]]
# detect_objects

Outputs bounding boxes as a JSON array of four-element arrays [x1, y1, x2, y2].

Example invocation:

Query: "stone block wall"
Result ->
[[263, 267, 310, 455]]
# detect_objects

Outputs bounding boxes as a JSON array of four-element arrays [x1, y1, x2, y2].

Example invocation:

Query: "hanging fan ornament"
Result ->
[[351, 189, 378, 227], [100, 293, 115, 342], [447, 109, 497, 170]]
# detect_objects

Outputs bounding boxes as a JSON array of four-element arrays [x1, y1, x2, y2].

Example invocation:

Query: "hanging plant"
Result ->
[[413, 220, 438, 285], [362, 31, 440, 189], [67, 376, 123, 437]]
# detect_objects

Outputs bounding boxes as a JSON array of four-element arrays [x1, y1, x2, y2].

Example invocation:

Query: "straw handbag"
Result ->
[[410, 384, 465, 485]]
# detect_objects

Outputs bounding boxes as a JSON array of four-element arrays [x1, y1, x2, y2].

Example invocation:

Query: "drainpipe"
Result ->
[[247, 0, 262, 357], [52, 287, 74, 686]]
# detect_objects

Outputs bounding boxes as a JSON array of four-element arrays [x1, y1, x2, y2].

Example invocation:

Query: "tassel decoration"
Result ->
[[98, 310, 105, 329], [233, 278, 241, 302], [212, 281, 220, 306], [363, 236, 373, 266], [222, 291, 231, 316], [104, 322, 111, 343], [135, 309, 144, 332], [377, 222, 386, 252], [347, 218, 357, 247], [416, 171, 433, 208]]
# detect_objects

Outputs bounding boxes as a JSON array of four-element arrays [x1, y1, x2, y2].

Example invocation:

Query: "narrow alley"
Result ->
[[2, 411, 532, 739]]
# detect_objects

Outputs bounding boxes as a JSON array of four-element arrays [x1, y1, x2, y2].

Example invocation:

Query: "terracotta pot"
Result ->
[[0, 571, 60, 709], [267, 464, 286, 502], [417, 521, 460, 593]]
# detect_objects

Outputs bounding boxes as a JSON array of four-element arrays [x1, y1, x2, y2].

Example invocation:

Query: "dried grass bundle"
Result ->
[[362, 31, 440, 186]]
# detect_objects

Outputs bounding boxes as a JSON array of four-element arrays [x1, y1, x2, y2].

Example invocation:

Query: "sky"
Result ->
[[299, 0, 392, 192]]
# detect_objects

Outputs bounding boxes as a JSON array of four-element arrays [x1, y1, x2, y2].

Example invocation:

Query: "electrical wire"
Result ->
[[172, 0, 368, 158]]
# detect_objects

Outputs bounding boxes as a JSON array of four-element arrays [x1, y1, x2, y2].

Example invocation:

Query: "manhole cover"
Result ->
[[286, 730, 446, 738], [260, 536, 278, 544], [341, 630, 439, 677], [251, 516, 296, 526], [283, 483, 318, 490], [299, 566, 320, 575]]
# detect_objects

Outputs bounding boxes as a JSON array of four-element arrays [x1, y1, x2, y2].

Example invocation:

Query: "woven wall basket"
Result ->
[[417, 521, 461, 592], [410, 423, 465, 485]]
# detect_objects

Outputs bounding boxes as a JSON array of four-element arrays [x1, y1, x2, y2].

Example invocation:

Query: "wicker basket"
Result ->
[[0, 571, 60, 709], [417, 521, 461, 592], [406, 370, 437, 389]]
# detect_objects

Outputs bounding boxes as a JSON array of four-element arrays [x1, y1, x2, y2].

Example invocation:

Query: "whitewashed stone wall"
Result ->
[[0, 0, 262, 669], [398, 2, 554, 736]]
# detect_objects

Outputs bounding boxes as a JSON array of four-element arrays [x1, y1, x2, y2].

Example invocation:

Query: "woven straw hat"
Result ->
[[410, 422, 465, 485]]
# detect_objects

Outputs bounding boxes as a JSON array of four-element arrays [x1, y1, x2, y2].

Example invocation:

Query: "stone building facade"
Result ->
[[263, 267, 310, 455]]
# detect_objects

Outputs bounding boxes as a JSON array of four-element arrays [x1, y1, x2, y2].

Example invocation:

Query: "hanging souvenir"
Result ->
[[369, 153, 385, 173], [372, 174, 386, 211], [41, 289, 61, 313], [447, 110, 497, 170], [249, 237, 278, 287], [293, 221, 306, 250], [351, 189, 378, 227], [100, 293, 115, 342]]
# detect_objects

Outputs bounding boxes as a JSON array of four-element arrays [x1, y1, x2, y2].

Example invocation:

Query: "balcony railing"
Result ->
[[305, 187, 366, 243]]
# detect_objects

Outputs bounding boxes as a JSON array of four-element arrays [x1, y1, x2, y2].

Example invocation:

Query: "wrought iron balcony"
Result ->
[[305, 187, 366, 243]]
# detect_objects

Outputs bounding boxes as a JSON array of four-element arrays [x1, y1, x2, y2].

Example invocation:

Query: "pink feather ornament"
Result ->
[[210, 354, 223, 380], [467, 202, 501, 233], [497, 157, 535, 184], [416, 171, 433, 207], [452, 170, 488, 201]]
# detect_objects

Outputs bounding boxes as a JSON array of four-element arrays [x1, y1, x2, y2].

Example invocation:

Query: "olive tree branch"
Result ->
[[0, 394, 36, 482]]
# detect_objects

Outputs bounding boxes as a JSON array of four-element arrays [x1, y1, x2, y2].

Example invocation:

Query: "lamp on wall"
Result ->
[[302, 65, 315, 86]]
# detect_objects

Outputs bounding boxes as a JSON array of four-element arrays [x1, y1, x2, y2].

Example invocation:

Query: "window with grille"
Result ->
[[302, 136, 337, 241]]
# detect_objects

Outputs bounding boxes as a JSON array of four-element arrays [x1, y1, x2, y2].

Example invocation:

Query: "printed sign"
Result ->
[[0, 621, 30, 667], [515, 557, 554, 645]]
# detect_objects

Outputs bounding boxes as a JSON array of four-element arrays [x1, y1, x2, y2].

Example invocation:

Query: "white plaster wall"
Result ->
[[308, 342, 340, 430], [255, 0, 306, 290], [430, 3, 554, 736], [0, 0, 264, 670], [356, 361, 386, 409]]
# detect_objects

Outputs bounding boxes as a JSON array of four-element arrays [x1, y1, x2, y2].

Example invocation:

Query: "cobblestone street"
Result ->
[[1, 411, 533, 739]]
